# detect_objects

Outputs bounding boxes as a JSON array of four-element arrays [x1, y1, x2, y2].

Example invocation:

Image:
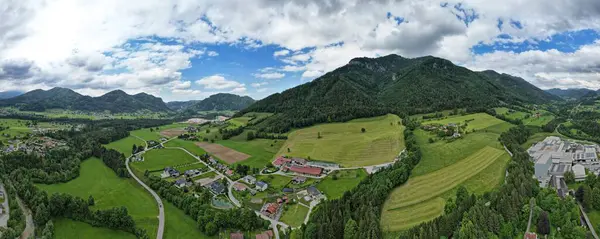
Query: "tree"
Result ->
[[344, 219, 358, 239], [458, 219, 477, 238], [287, 148, 291, 153], [88, 195, 95, 206], [586, 173, 597, 187], [537, 211, 550, 235], [428, 138, 434, 143], [132, 144, 137, 154], [204, 222, 218, 236], [361, 128, 366, 133], [564, 171, 575, 184], [34, 203, 50, 226], [317, 132, 322, 139], [247, 131, 255, 141], [592, 188, 600, 210], [206, 129, 210, 133], [584, 185, 593, 211]]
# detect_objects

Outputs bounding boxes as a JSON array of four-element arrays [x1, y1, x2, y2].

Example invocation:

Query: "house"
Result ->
[[209, 181, 226, 194], [452, 132, 461, 138], [226, 169, 234, 176], [174, 178, 190, 188], [307, 186, 322, 198], [265, 203, 279, 214], [185, 169, 201, 177], [242, 175, 257, 184], [289, 165, 323, 176], [233, 182, 248, 192], [230, 232, 244, 239], [273, 157, 291, 168], [573, 164, 586, 181], [160, 137, 168, 142], [161, 167, 180, 178], [282, 188, 294, 193], [292, 157, 308, 165], [255, 230, 273, 239], [524, 232, 537, 239], [209, 158, 217, 165], [256, 181, 268, 191], [292, 176, 307, 184]]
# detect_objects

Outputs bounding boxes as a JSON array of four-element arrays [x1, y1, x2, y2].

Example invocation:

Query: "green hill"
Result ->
[[186, 93, 254, 111], [0, 87, 171, 113], [240, 54, 559, 132]]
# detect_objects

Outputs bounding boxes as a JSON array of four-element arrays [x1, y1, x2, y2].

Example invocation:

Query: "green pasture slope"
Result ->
[[37, 158, 159, 238], [131, 123, 190, 141], [0, 119, 32, 144], [131, 148, 198, 172], [280, 204, 310, 228], [277, 114, 405, 167], [381, 113, 512, 232], [53, 218, 136, 239], [316, 169, 367, 200], [104, 136, 146, 157]]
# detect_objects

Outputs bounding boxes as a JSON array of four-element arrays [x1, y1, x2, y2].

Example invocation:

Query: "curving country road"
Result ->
[[126, 156, 164, 239]]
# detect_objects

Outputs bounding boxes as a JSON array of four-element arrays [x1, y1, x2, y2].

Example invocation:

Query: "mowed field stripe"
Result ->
[[383, 146, 504, 210], [380, 197, 446, 232]]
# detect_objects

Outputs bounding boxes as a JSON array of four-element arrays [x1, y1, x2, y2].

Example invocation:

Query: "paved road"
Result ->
[[579, 203, 600, 239], [16, 197, 34, 239], [227, 181, 242, 208], [525, 198, 534, 234], [126, 156, 164, 239], [0, 185, 9, 228]]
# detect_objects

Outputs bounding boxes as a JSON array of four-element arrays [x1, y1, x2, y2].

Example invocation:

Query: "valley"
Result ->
[[0, 54, 596, 239]]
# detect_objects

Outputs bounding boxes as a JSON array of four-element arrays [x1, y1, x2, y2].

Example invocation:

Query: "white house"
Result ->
[[255, 181, 268, 191], [242, 175, 256, 185]]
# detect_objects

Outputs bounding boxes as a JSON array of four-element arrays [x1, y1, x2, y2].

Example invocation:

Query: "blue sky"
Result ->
[[1, 0, 600, 101]]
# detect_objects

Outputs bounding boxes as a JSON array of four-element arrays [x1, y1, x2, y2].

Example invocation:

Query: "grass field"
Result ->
[[317, 169, 367, 199], [132, 148, 198, 172], [280, 204, 309, 228], [53, 218, 136, 239], [277, 114, 405, 167], [104, 136, 146, 157], [164, 139, 207, 156], [228, 117, 252, 127], [494, 107, 555, 126], [163, 202, 214, 239], [587, 210, 600, 235], [381, 146, 507, 231], [218, 139, 284, 168], [423, 113, 506, 131], [38, 158, 158, 238], [0, 119, 32, 144], [411, 130, 505, 176], [131, 123, 190, 141]]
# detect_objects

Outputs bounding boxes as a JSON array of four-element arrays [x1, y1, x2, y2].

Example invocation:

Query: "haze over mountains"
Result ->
[[240, 54, 560, 132]]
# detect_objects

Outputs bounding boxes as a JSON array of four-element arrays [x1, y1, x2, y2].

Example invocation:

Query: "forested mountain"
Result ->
[[0, 87, 170, 113], [546, 88, 596, 99], [240, 54, 560, 132], [166, 100, 200, 111], [0, 91, 23, 99], [186, 93, 254, 111]]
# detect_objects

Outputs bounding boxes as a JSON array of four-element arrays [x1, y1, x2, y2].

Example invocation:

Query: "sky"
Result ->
[[1, 0, 600, 102]]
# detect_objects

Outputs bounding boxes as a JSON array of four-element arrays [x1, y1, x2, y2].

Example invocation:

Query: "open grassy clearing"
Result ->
[[228, 117, 252, 127], [277, 114, 405, 167], [316, 169, 367, 199], [0, 119, 32, 143], [132, 148, 198, 172], [53, 218, 136, 239], [37, 158, 158, 238], [256, 175, 292, 190], [104, 136, 146, 157], [423, 113, 506, 131], [494, 107, 555, 126], [411, 130, 505, 176], [164, 139, 207, 156], [163, 202, 214, 239], [586, 210, 600, 236], [218, 139, 284, 168], [131, 123, 190, 141], [280, 204, 309, 228]]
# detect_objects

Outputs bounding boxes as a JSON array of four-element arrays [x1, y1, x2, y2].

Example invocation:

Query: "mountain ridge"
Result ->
[[240, 54, 560, 132]]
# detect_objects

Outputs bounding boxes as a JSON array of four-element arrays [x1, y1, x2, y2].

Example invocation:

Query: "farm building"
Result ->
[[255, 230, 274, 239], [285, 165, 323, 176], [273, 157, 291, 168]]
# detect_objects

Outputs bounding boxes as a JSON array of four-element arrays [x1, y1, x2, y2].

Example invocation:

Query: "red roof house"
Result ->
[[289, 165, 322, 176], [524, 232, 537, 239], [273, 157, 291, 167], [230, 232, 244, 239], [266, 203, 279, 214]]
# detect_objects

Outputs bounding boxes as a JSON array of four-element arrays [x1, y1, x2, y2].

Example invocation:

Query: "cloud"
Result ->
[[0, 59, 38, 80], [251, 82, 269, 87], [171, 80, 192, 90], [196, 75, 245, 89], [280, 65, 306, 72], [253, 72, 285, 79], [207, 51, 219, 57], [273, 49, 290, 57]]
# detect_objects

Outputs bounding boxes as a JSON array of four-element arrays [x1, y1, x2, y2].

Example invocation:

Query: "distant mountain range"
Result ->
[[0, 87, 170, 113], [545, 88, 597, 100], [240, 54, 561, 132], [0, 91, 23, 99]]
